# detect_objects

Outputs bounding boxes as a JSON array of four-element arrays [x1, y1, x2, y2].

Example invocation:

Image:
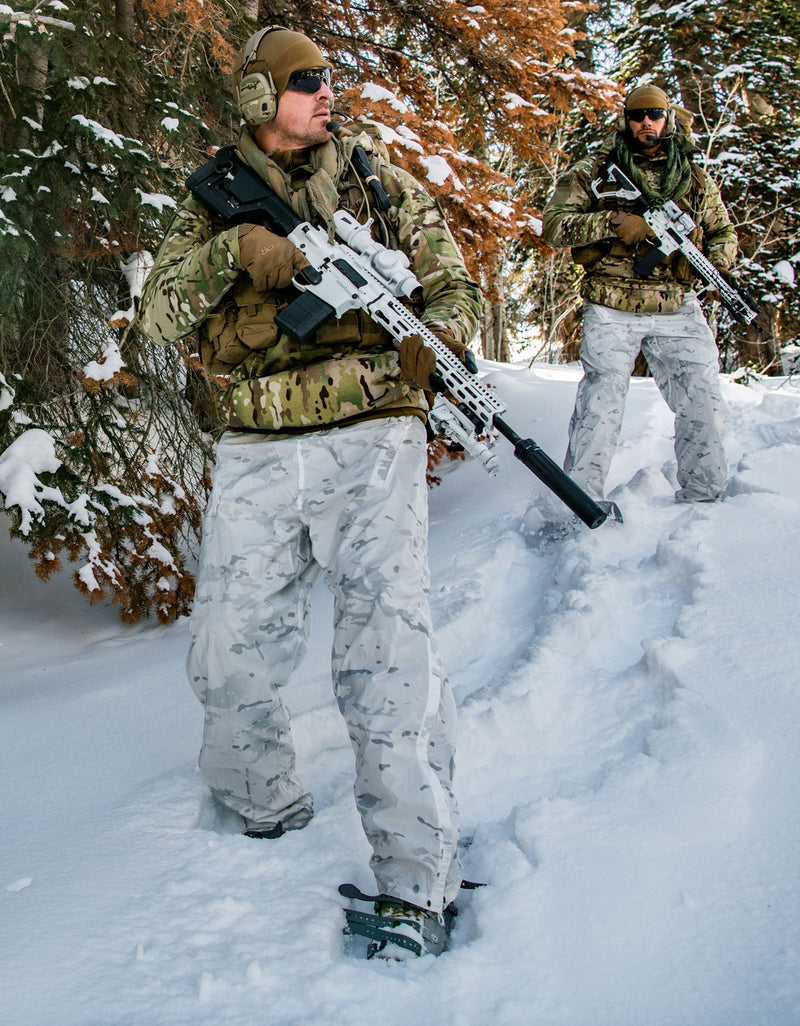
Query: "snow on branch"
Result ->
[[81, 341, 126, 382], [0, 3, 76, 32], [360, 82, 409, 114], [419, 154, 464, 190], [70, 115, 127, 149], [0, 428, 65, 535]]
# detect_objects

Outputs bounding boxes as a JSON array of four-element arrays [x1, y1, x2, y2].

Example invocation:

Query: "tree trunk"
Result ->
[[480, 260, 510, 362], [12, 40, 48, 148], [481, 297, 510, 362], [736, 307, 781, 373], [115, 0, 136, 42]]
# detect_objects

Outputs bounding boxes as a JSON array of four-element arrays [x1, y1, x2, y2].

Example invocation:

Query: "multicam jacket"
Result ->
[[541, 132, 738, 314], [139, 125, 482, 432]]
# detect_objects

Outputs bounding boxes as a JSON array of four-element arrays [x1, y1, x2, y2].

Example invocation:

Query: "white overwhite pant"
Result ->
[[565, 296, 729, 502], [187, 417, 461, 911]]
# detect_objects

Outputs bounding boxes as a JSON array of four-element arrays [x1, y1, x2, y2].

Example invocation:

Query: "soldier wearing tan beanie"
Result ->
[[542, 80, 739, 507]]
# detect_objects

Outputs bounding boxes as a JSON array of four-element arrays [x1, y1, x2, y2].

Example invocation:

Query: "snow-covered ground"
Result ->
[[2, 360, 799, 1026]]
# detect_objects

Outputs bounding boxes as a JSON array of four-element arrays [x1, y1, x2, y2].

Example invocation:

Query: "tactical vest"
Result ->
[[572, 146, 711, 314], [199, 125, 428, 431]]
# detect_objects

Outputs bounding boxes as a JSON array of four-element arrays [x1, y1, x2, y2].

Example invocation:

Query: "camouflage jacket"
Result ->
[[139, 125, 482, 432], [541, 132, 738, 313]]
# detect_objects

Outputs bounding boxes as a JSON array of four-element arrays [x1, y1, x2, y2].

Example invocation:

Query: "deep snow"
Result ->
[[1, 359, 799, 1026]]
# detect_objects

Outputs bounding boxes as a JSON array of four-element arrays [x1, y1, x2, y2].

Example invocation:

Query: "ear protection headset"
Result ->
[[665, 107, 677, 135], [236, 25, 284, 127]]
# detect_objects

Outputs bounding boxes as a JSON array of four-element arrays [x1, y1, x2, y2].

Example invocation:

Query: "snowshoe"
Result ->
[[339, 880, 484, 960]]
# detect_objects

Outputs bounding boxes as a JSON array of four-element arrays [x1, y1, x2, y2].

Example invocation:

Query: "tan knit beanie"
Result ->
[[624, 84, 670, 113], [232, 28, 331, 104]]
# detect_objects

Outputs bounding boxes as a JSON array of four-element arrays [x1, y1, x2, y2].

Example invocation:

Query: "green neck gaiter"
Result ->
[[612, 130, 693, 206]]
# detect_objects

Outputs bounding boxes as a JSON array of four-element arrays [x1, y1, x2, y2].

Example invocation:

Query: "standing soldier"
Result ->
[[542, 83, 738, 505], [139, 25, 482, 959]]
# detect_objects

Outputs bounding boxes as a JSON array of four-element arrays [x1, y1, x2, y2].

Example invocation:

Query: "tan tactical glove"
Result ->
[[399, 334, 438, 391], [426, 324, 470, 363], [237, 224, 311, 292], [611, 212, 650, 246], [400, 324, 478, 390]]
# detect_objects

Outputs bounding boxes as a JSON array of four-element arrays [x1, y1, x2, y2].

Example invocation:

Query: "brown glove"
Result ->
[[237, 224, 311, 292], [399, 334, 438, 391], [427, 324, 469, 363], [427, 324, 480, 374], [611, 212, 650, 246]]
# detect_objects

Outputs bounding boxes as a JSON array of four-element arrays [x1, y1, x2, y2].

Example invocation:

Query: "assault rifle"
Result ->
[[187, 146, 613, 529], [591, 162, 761, 329]]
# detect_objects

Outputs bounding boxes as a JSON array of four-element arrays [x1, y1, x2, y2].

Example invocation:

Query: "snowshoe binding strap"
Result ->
[[339, 884, 455, 958], [338, 879, 484, 903], [343, 903, 447, 959]]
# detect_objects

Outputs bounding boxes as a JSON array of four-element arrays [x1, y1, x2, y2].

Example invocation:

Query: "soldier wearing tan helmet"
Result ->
[[140, 26, 481, 958], [542, 82, 738, 508]]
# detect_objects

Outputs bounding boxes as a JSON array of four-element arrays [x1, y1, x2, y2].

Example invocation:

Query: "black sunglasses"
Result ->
[[627, 107, 667, 122], [286, 68, 332, 94]]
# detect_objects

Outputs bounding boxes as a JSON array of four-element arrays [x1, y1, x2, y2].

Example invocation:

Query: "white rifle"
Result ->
[[591, 162, 761, 329], [187, 147, 614, 528]]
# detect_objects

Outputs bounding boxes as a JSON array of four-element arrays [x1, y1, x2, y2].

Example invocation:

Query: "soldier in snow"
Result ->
[[139, 26, 481, 958], [542, 83, 738, 505]]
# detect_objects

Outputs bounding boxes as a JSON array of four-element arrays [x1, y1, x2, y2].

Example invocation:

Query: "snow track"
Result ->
[[2, 365, 800, 1025]]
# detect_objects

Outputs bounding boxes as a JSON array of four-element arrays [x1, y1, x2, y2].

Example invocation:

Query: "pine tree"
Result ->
[[0, 0, 249, 621], [1, 1, 617, 620], [615, 0, 800, 370]]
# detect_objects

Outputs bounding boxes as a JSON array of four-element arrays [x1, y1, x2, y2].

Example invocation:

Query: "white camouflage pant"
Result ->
[[564, 296, 729, 502], [187, 417, 461, 911]]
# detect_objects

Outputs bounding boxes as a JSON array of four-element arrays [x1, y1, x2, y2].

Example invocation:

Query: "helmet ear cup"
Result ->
[[238, 70, 278, 126], [234, 24, 284, 126]]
